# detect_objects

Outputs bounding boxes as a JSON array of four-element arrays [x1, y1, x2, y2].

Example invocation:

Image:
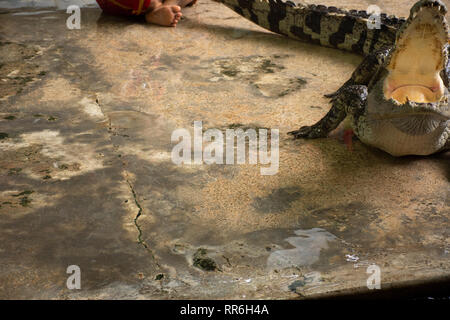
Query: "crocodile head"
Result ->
[[362, 0, 449, 155], [373, 0, 449, 118]]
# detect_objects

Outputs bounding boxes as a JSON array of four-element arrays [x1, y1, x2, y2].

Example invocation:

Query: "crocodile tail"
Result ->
[[213, 0, 403, 56]]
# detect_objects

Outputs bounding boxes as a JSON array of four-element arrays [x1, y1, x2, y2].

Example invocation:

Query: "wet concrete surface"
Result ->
[[0, 0, 449, 299]]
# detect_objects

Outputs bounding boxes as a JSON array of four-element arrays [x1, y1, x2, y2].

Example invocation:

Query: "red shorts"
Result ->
[[96, 0, 152, 16]]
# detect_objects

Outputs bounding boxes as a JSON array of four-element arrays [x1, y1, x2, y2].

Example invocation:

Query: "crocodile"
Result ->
[[214, 0, 450, 156]]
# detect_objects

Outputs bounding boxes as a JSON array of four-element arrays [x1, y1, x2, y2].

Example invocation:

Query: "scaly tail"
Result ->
[[213, 0, 404, 56]]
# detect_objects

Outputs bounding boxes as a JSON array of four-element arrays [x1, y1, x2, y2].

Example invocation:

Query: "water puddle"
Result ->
[[267, 228, 337, 270]]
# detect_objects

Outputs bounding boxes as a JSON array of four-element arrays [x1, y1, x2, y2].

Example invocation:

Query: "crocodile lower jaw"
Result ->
[[358, 118, 449, 156]]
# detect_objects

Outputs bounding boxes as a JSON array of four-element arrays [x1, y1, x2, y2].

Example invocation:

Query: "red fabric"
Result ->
[[96, 0, 152, 16]]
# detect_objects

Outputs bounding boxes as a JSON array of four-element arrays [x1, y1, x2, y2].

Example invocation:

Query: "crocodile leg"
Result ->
[[289, 85, 368, 138], [325, 47, 391, 99], [442, 43, 450, 89], [289, 47, 387, 139], [288, 101, 346, 138], [441, 43, 450, 152]]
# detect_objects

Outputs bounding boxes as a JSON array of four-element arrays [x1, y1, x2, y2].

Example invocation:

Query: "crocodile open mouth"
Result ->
[[384, 1, 448, 105]]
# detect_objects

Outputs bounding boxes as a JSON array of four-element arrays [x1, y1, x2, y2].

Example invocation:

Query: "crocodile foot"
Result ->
[[288, 125, 328, 139]]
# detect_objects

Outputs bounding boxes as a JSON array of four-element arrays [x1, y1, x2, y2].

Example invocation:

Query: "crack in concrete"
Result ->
[[126, 178, 161, 268], [126, 179, 146, 247], [94, 96, 161, 268]]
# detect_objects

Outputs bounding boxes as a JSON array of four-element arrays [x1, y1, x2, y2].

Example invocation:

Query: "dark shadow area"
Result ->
[[182, 19, 362, 66], [316, 277, 450, 300]]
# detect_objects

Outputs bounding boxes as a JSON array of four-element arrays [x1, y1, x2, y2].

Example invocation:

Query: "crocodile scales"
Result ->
[[214, 0, 450, 156]]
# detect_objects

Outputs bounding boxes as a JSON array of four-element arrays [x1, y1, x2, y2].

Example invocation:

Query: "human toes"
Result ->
[[170, 6, 182, 25], [171, 5, 181, 13]]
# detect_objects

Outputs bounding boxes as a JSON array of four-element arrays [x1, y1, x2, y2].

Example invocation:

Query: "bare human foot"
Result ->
[[145, 4, 182, 27]]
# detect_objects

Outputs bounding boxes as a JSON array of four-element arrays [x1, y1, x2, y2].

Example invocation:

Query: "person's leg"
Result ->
[[145, 0, 182, 27]]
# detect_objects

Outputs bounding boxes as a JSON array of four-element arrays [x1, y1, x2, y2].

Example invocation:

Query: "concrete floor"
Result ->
[[0, 0, 449, 299]]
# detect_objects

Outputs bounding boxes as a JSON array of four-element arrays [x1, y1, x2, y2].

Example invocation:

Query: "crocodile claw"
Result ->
[[288, 125, 326, 139], [324, 91, 339, 99]]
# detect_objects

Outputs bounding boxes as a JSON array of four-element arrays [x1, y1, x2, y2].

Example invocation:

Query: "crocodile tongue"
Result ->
[[390, 85, 441, 104]]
